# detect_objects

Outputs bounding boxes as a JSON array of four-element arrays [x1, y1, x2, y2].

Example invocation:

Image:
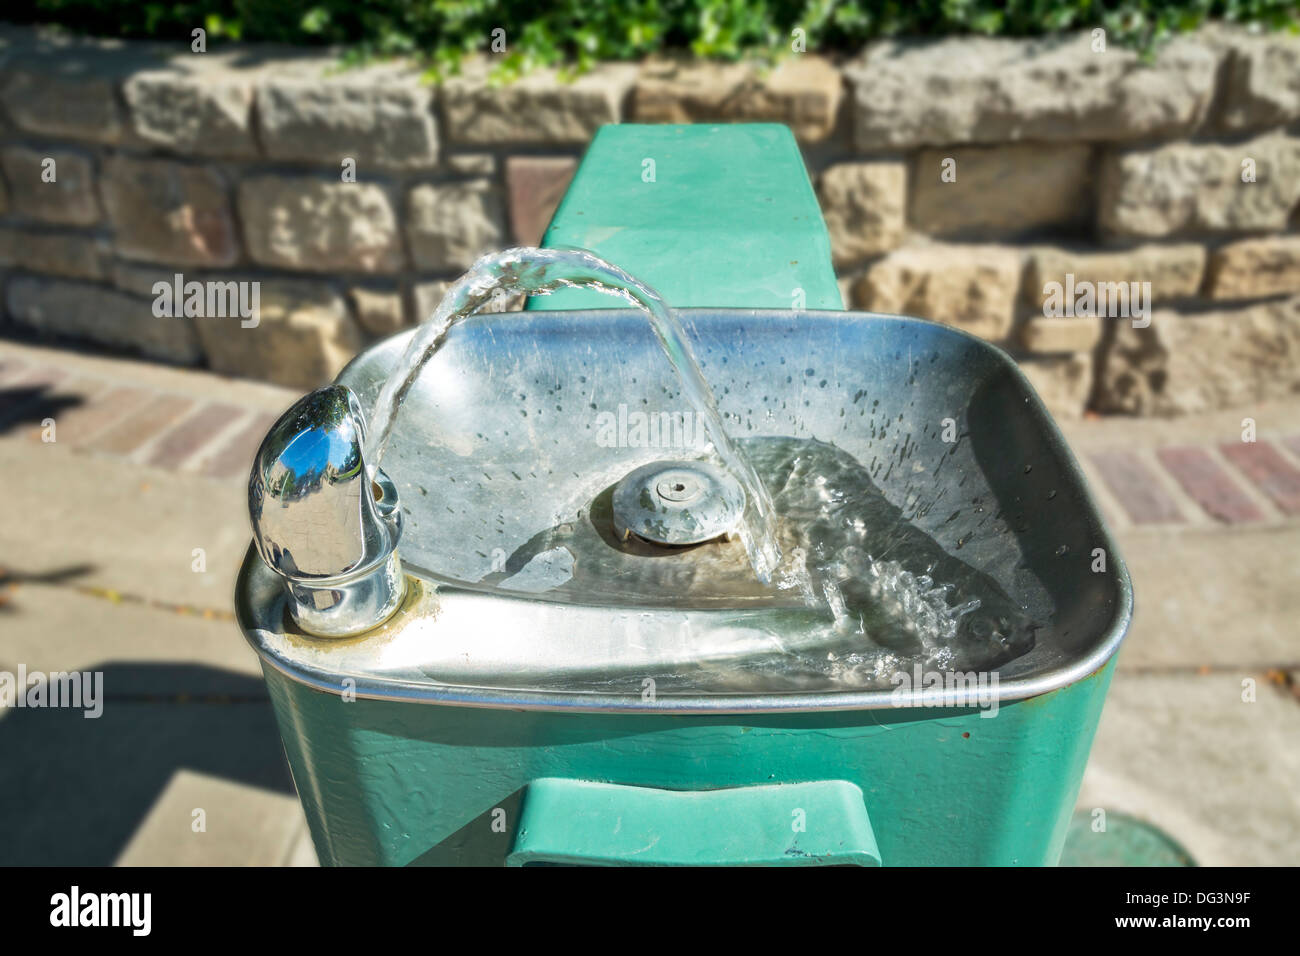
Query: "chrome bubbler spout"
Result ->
[[248, 384, 404, 637]]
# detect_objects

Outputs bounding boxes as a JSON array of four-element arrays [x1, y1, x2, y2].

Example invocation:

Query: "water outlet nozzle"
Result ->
[[248, 384, 405, 637]]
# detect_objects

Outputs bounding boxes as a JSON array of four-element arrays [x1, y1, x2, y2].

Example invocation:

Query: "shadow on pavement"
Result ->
[[0, 564, 96, 614], [0, 385, 86, 436], [0, 662, 294, 866]]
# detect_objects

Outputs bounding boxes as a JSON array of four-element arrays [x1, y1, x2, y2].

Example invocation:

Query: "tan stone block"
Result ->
[[853, 244, 1021, 341]]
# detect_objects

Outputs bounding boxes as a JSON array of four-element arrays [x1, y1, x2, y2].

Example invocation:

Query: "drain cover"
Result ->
[[612, 460, 746, 546]]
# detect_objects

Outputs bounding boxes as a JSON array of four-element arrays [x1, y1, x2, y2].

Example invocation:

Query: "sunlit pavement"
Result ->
[[1, 338, 1296, 866], [1059, 407, 1300, 865]]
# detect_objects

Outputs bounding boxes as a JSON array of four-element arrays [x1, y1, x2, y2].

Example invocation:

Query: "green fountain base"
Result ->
[[1059, 810, 1196, 867]]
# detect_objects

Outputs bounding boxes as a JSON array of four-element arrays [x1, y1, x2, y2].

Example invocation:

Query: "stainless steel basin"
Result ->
[[238, 308, 1131, 712]]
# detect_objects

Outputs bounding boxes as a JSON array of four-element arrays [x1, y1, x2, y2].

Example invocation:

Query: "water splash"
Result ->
[[363, 246, 783, 583], [746, 436, 1003, 666], [465, 436, 1035, 693]]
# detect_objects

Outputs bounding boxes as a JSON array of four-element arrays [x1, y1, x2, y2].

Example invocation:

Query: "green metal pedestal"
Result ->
[[262, 657, 1118, 866], [528, 123, 842, 311]]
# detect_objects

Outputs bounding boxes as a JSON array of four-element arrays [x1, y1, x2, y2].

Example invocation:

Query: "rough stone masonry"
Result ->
[[0, 22, 1297, 413]]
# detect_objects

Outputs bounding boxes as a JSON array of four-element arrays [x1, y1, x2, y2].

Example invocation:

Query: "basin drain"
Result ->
[[611, 460, 746, 546]]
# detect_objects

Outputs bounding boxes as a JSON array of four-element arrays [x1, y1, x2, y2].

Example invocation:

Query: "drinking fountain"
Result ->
[[236, 124, 1132, 866]]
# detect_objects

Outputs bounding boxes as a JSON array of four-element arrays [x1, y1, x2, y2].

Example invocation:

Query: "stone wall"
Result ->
[[1, 23, 1298, 415]]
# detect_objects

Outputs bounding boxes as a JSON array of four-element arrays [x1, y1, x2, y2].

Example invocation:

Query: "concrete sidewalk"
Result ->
[[0, 340, 314, 866], [1056, 405, 1300, 866], [0, 338, 1296, 866]]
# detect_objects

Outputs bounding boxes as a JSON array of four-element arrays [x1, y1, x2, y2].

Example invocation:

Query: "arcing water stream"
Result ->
[[364, 247, 783, 584]]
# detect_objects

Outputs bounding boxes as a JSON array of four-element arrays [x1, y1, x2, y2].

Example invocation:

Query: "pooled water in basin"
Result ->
[[702, 436, 1037, 691], [461, 435, 1037, 694]]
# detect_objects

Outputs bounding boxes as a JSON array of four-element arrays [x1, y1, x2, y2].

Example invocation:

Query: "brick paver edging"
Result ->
[[0, 354, 278, 481], [1090, 439, 1300, 528]]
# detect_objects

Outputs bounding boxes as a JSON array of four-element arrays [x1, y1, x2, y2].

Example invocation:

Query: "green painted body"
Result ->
[[264, 658, 1116, 866], [526, 124, 843, 312], [252, 122, 1124, 865]]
